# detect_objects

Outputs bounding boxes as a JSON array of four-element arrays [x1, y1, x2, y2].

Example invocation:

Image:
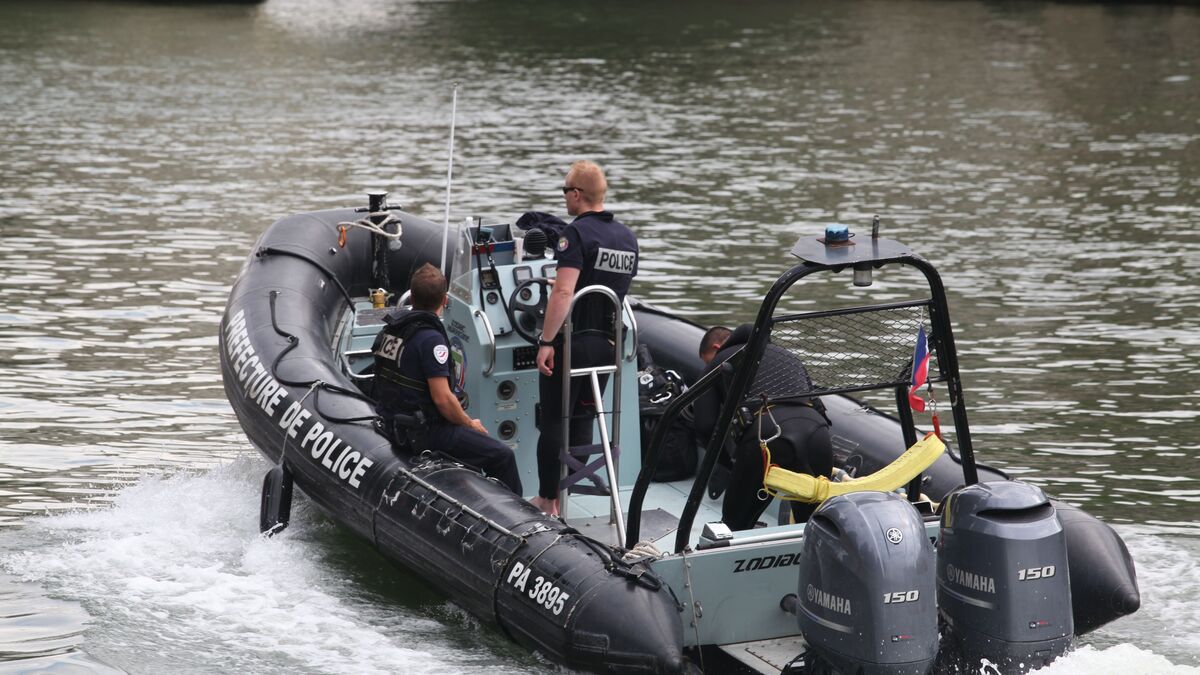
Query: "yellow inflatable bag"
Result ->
[[764, 432, 946, 504]]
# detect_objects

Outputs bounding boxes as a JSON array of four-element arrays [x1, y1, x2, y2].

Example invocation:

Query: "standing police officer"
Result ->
[[372, 263, 522, 494], [694, 324, 833, 530], [531, 161, 639, 516]]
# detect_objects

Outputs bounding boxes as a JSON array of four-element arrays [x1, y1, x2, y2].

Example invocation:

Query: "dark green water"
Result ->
[[1, 0, 1197, 672]]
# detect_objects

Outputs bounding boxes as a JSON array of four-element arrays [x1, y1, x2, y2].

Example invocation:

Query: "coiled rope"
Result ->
[[337, 213, 402, 248]]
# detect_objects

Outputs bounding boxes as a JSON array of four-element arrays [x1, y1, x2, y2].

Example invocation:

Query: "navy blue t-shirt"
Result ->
[[392, 327, 452, 414], [555, 211, 639, 333]]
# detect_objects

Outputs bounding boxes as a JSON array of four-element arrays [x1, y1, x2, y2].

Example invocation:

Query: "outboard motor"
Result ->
[[937, 481, 1073, 672], [793, 492, 937, 675]]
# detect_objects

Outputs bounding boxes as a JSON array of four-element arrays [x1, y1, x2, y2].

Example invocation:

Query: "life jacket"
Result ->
[[371, 309, 457, 429]]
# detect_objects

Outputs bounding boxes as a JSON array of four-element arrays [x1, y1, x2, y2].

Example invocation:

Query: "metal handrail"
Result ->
[[622, 296, 639, 363], [473, 308, 496, 376], [341, 348, 375, 381], [558, 284, 626, 546]]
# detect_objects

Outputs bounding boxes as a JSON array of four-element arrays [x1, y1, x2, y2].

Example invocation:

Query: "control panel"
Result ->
[[441, 220, 641, 496], [512, 345, 538, 371]]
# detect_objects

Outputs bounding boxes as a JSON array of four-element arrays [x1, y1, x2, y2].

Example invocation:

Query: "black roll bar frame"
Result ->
[[625, 242, 979, 552]]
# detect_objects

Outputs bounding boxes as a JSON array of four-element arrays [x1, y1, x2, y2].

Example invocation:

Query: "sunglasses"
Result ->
[[561, 186, 581, 195]]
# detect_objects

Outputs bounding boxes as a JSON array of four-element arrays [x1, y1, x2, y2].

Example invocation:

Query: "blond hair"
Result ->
[[567, 160, 607, 205]]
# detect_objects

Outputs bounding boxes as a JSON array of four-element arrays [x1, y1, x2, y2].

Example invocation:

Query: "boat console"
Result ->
[[336, 219, 643, 499], [441, 221, 642, 495]]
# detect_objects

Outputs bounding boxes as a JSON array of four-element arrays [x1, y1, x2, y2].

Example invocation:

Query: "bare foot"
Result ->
[[530, 496, 559, 517]]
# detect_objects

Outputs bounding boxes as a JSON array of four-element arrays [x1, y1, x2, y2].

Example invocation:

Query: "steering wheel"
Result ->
[[507, 278, 553, 344]]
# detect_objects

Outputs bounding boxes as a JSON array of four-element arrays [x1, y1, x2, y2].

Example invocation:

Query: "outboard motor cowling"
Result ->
[[796, 492, 937, 675], [937, 481, 1073, 672]]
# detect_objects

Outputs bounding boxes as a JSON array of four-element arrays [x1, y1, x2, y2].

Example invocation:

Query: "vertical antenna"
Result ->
[[440, 83, 459, 275]]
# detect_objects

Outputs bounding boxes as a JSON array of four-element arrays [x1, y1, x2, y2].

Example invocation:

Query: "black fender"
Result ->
[[222, 209, 685, 673]]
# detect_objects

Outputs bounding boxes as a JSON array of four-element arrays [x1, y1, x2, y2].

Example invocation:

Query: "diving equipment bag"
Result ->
[[636, 345, 697, 482]]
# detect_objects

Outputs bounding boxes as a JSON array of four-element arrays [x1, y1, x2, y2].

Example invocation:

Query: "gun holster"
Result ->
[[382, 410, 429, 452]]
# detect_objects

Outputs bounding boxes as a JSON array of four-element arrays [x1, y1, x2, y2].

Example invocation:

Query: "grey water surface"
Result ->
[[1, 0, 1198, 672]]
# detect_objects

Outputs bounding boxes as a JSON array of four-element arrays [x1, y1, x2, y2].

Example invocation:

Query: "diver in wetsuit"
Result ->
[[531, 160, 639, 516], [372, 263, 522, 494], [694, 324, 833, 530]]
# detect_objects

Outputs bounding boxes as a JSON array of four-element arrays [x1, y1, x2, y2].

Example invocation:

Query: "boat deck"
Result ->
[[562, 478, 728, 550]]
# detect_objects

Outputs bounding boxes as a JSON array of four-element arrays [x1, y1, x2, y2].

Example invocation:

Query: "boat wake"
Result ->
[[0, 457, 1195, 674], [0, 456, 543, 675], [1032, 643, 1196, 675]]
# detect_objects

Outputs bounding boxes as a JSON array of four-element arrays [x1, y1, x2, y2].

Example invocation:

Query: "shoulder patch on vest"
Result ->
[[433, 344, 449, 364], [557, 236, 569, 252]]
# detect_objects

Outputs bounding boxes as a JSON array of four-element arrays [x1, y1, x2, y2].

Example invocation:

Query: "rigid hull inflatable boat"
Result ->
[[219, 195, 1139, 674]]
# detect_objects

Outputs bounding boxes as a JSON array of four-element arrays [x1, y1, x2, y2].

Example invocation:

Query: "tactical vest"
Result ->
[[564, 211, 638, 334], [372, 310, 457, 427], [718, 325, 828, 424]]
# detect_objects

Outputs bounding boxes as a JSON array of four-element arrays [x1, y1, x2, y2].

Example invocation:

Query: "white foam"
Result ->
[[1031, 644, 1200, 675], [1, 457, 531, 674], [1083, 526, 1200, 666]]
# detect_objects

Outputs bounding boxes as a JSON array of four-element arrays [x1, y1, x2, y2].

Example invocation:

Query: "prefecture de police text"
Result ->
[[224, 309, 374, 489]]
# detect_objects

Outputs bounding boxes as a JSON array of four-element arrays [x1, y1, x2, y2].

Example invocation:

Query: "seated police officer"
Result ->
[[693, 324, 833, 530], [372, 263, 522, 495], [531, 160, 639, 516]]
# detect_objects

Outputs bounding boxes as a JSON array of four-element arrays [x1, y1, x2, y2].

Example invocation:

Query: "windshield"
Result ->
[[449, 220, 473, 303]]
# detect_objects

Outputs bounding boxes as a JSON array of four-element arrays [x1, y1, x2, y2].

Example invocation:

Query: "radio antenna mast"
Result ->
[[440, 83, 459, 275]]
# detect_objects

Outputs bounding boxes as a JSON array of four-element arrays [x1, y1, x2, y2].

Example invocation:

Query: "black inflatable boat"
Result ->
[[219, 194, 1139, 673]]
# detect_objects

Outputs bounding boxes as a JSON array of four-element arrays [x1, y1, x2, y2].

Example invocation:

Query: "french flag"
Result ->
[[909, 326, 931, 412]]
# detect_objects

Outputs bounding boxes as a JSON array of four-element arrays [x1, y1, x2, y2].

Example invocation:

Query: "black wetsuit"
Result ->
[[693, 324, 833, 530], [373, 310, 522, 494], [536, 210, 639, 500]]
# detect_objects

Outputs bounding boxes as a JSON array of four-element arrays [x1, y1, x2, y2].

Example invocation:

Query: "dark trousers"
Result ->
[[422, 423, 523, 495], [536, 334, 613, 499], [722, 404, 832, 531]]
